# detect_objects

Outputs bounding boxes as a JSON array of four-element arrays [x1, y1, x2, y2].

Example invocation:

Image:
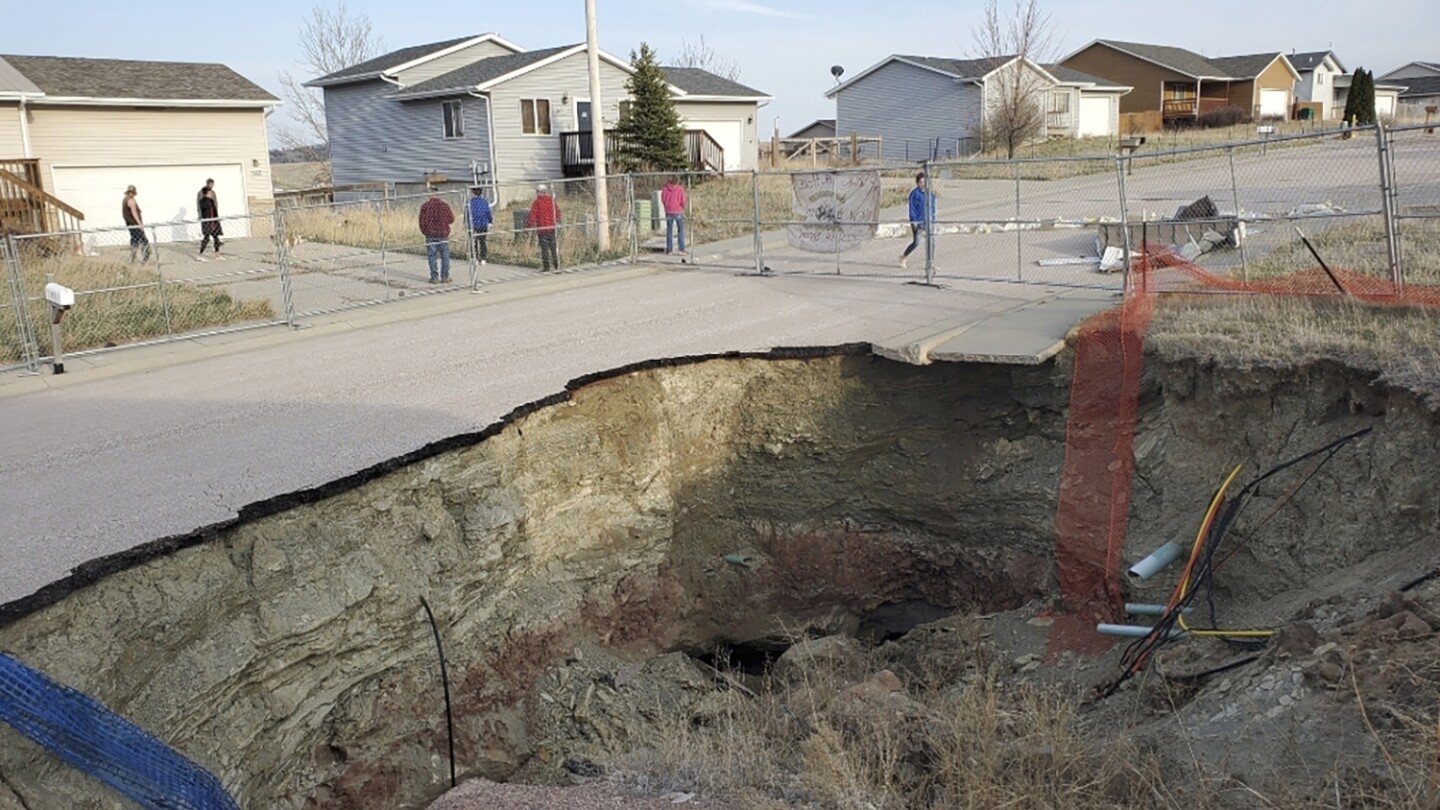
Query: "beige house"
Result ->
[[0, 55, 277, 239]]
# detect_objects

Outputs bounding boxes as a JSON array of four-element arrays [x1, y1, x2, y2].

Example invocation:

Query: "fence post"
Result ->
[[377, 201, 391, 297], [1374, 122, 1403, 289], [1116, 157, 1133, 294], [274, 207, 296, 327], [2, 235, 41, 372], [625, 174, 637, 264], [1226, 146, 1249, 283], [151, 225, 174, 338], [922, 160, 935, 284], [752, 170, 765, 275], [1013, 162, 1023, 282]]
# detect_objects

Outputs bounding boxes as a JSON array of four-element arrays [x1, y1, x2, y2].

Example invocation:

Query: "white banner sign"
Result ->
[[786, 171, 881, 253]]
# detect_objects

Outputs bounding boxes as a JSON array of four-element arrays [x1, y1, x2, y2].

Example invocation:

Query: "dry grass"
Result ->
[[1, 251, 273, 365], [1149, 296, 1440, 401], [612, 631, 1165, 809], [1233, 217, 1440, 286], [610, 625, 1440, 810]]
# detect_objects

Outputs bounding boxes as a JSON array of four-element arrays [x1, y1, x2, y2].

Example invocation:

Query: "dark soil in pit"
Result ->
[[1, 346, 1438, 810]]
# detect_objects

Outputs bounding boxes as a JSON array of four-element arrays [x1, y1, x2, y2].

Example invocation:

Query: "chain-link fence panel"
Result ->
[[1388, 123, 1440, 289], [3, 215, 283, 368], [926, 156, 1123, 290], [1110, 128, 1391, 293], [625, 170, 761, 272]]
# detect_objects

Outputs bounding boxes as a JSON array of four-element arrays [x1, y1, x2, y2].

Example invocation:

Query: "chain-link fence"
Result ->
[[6, 124, 1439, 372], [3, 213, 284, 371]]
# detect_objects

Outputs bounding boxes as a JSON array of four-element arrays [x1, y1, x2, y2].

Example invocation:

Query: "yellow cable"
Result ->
[[1172, 463, 1275, 638]]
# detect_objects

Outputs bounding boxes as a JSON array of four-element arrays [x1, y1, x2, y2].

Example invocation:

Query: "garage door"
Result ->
[[1377, 94, 1395, 117], [1077, 96, 1112, 137], [1259, 89, 1289, 118], [685, 119, 745, 171], [50, 164, 249, 242]]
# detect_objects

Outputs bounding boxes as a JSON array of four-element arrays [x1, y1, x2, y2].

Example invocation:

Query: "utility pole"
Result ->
[[585, 0, 610, 251]]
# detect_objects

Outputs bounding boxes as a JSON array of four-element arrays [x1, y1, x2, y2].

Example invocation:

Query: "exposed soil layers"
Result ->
[[0, 346, 1437, 808]]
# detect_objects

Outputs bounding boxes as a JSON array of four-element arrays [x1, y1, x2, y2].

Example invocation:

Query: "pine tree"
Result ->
[[1344, 68, 1377, 126], [615, 43, 688, 173]]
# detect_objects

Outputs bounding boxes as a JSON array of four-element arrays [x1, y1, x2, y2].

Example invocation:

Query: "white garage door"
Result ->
[[1377, 94, 1395, 117], [686, 119, 745, 171], [50, 164, 249, 243], [1259, 89, 1289, 118], [1077, 96, 1112, 137]]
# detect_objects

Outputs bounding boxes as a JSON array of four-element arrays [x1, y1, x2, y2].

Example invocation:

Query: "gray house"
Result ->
[[825, 54, 1129, 161], [307, 34, 771, 198]]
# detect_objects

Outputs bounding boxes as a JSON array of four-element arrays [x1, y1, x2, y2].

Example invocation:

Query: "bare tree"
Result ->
[[671, 35, 741, 81], [276, 1, 383, 168], [972, 0, 1055, 158]]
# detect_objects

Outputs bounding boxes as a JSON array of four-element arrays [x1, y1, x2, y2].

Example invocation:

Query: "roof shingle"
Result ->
[[388, 46, 579, 99], [1208, 52, 1287, 80], [0, 54, 275, 101], [1094, 40, 1229, 79], [313, 36, 482, 84], [659, 67, 769, 98], [1399, 75, 1440, 99]]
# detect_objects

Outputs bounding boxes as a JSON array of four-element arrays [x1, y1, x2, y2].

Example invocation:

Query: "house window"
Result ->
[[521, 99, 552, 135], [1317, 72, 1325, 85], [618, 100, 632, 123], [443, 101, 464, 139], [1048, 91, 1070, 115]]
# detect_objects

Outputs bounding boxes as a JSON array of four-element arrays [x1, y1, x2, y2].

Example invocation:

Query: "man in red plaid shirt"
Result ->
[[418, 190, 455, 283]]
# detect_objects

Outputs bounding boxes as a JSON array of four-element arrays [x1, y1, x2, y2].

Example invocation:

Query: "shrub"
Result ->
[[1197, 106, 1250, 129]]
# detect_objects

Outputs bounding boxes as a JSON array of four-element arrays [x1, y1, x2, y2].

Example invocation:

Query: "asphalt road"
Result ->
[[0, 265, 1087, 605]]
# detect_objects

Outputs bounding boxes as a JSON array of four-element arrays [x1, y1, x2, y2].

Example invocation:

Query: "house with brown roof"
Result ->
[[0, 55, 277, 238], [1060, 40, 1299, 123]]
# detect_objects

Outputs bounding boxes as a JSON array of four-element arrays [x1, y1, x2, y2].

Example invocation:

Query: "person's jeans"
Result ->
[[901, 223, 925, 258], [128, 227, 151, 262], [538, 232, 558, 271], [426, 237, 451, 280], [472, 228, 488, 262], [665, 214, 686, 253]]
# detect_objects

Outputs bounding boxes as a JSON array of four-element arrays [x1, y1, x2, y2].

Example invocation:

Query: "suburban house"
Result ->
[[787, 119, 836, 141], [1060, 41, 1299, 122], [1290, 51, 1346, 120], [825, 54, 1131, 161], [1380, 62, 1440, 117], [0, 54, 277, 239], [307, 34, 771, 200]]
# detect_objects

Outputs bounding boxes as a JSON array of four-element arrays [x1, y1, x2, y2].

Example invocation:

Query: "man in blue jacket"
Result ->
[[900, 172, 935, 270], [468, 186, 493, 265]]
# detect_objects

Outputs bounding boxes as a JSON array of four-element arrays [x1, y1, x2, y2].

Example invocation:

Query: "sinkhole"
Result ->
[[1, 345, 1433, 809]]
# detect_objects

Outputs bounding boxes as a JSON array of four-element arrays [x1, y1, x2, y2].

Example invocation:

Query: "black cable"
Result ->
[[420, 597, 457, 789], [1097, 428, 1372, 699]]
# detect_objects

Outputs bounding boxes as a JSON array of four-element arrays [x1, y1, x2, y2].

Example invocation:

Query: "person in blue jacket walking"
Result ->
[[468, 186, 493, 265], [900, 172, 936, 270]]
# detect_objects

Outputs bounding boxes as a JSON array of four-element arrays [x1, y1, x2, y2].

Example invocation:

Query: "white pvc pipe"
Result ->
[[1097, 623, 1187, 639], [1123, 603, 1193, 617], [1127, 539, 1185, 581]]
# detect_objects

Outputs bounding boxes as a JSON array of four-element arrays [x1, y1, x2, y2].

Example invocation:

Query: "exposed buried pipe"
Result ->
[[1097, 623, 1187, 639], [1124, 603, 1192, 617], [1127, 539, 1185, 581]]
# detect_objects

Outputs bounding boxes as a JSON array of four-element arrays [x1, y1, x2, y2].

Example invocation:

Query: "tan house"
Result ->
[[1061, 40, 1300, 123], [0, 55, 277, 239]]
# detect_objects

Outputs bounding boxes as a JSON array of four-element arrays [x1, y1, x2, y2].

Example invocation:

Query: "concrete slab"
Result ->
[[929, 289, 1118, 364]]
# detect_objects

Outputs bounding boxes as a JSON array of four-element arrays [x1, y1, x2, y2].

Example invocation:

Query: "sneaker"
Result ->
[[479, 259, 487, 265], [195, 255, 207, 262], [440, 276, 451, 283], [899, 257, 908, 270], [428, 277, 439, 284], [214, 255, 225, 262]]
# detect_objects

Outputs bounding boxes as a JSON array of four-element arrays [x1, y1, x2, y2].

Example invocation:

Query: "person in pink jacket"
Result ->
[[661, 177, 687, 255]]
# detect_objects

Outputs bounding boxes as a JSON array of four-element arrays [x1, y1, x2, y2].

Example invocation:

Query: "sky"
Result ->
[[6, 0, 1437, 144]]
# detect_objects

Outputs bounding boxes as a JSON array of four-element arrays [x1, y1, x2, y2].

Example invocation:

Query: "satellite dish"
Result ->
[[830, 65, 845, 79]]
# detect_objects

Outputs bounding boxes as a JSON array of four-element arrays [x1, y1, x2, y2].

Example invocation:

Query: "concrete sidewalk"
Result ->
[[0, 261, 1115, 605]]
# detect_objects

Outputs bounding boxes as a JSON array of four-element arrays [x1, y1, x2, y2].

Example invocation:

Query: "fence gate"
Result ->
[[1, 235, 40, 373]]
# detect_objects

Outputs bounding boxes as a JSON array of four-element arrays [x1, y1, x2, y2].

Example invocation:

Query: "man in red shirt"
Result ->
[[418, 190, 455, 283], [527, 184, 561, 272]]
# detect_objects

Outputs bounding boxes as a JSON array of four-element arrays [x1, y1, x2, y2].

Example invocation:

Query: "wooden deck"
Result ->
[[561, 129, 725, 177]]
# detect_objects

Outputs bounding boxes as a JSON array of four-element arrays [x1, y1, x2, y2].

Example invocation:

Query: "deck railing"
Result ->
[[560, 129, 726, 177], [0, 162, 84, 236]]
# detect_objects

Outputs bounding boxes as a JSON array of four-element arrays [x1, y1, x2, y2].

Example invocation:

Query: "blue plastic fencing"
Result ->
[[0, 652, 239, 809]]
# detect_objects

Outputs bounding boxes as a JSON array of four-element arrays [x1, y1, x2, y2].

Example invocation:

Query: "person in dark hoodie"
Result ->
[[900, 172, 935, 271]]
